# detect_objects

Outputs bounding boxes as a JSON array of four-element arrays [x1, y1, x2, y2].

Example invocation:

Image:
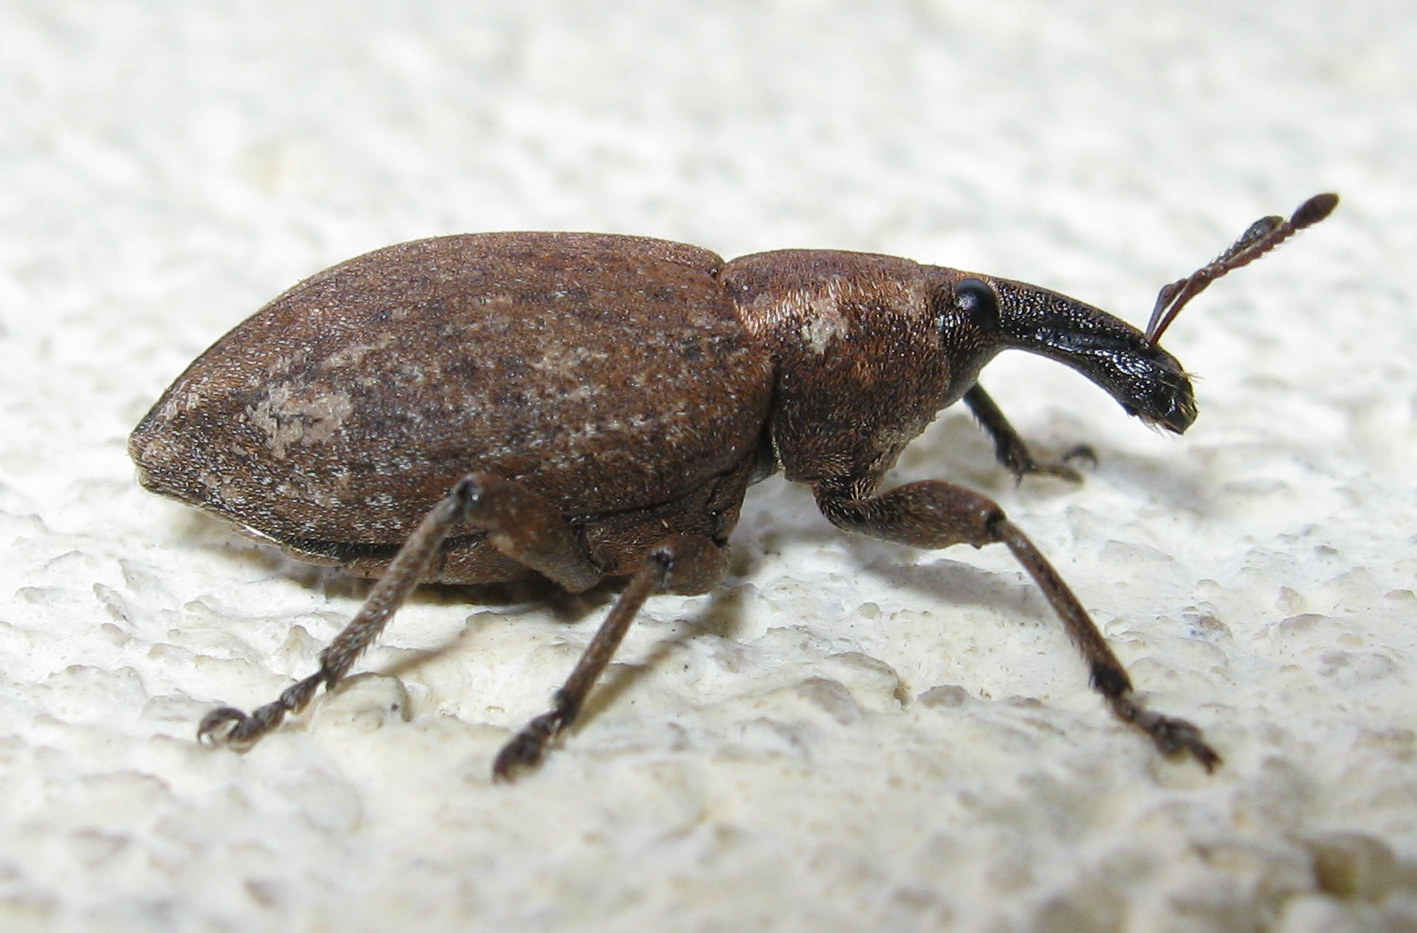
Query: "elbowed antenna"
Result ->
[[1145, 193, 1339, 346]]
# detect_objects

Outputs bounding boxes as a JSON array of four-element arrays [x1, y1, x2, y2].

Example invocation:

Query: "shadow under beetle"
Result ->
[[130, 193, 1337, 779]]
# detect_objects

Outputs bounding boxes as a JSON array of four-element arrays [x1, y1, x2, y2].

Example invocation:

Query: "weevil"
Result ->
[[130, 193, 1337, 779]]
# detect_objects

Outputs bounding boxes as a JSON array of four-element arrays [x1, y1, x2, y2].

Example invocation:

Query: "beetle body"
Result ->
[[131, 234, 1187, 582], [131, 196, 1336, 778]]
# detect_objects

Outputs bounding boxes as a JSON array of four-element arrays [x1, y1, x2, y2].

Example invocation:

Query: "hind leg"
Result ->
[[199, 473, 606, 748]]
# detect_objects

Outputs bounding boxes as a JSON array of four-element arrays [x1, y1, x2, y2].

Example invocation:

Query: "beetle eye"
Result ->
[[954, 278, 997, 329]]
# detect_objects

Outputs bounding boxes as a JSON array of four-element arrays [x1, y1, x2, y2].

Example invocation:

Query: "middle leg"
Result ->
[[493, 533, 729, 781]]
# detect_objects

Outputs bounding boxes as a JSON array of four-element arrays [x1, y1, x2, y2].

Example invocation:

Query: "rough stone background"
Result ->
[[2, 1, 1414, 931]]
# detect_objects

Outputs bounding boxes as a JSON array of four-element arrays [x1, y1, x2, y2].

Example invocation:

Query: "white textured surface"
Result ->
[[2, 1, 1415, 930]]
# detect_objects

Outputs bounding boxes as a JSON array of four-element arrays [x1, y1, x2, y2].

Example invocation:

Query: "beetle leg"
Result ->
[[493, 533, 728, 782], [198, 473, 605, 749], [964, 385, 1096, 483], [814, 480, 1220, 771]]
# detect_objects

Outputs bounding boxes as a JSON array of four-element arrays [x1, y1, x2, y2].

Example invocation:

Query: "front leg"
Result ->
[[964, 385, 1096, 483], [815, 479, 1219, 771]]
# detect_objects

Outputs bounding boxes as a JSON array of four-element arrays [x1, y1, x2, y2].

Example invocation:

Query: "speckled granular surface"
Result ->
[[2, 2, 1415, 931]]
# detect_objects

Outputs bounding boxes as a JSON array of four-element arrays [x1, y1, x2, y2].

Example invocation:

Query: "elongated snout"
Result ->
[[987, 278, 1197, 433]]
